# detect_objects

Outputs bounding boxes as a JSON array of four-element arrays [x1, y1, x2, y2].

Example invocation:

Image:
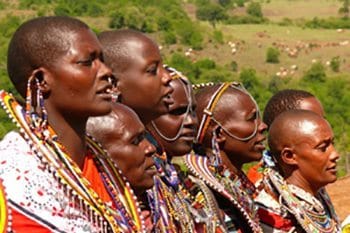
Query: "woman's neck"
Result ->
[[205, 147, 241, 174], [285, 171, 319, 196], [46, 107, 87, 169]]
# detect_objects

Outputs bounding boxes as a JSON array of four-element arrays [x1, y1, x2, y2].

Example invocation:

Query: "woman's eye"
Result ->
[[146, 65, 158, 75], [78, 58, 93, 66], [317, 142, 330, 152], [170, 107, 187, 116], [132, 133, 145, 145], [318, 146, 327, 152], [248, 111, 258, 121]]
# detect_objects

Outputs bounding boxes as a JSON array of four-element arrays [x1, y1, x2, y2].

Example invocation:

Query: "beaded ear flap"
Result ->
[[25, 75, 48, 134]]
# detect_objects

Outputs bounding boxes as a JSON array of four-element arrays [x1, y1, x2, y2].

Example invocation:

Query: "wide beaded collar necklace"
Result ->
[[184, 152, 263, 233], [266, 168, 340, 233]]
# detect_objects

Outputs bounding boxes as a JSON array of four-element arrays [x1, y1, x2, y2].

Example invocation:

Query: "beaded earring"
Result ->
[[210, 129, 222, 169], [25, 75, 48, 136]]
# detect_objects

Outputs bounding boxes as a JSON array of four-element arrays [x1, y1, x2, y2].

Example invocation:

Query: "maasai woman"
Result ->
[[99, 29, 203, 232], [185, 82, 267, 233], [247, 89, 325, 184], [87, 103, 158, 232], [255, 110, 340, 233], [147, 67, 227, 232], [0, 16, 143, 232]]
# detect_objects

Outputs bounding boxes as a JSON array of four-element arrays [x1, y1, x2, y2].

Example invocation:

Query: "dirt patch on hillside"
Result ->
[[326, 175, 350, 221]]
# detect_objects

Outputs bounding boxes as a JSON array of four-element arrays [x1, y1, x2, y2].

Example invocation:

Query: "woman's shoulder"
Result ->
[[0, 131, 30, 157]]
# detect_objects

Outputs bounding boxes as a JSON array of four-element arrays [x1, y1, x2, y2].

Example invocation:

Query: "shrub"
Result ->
[[167, 53, 194, 76], [200, 69, 227, 83], [194, 59, 217, 69], [109, 13, 125, 29], [109, 7, 147, 31], [330, 56, 341, 72], [233, 0, 246, 7], [266, 47, 280, 63], [163, 31, 177, 45], [239, 68, 259, 90], [230, 61, 238, 72], [246, 2, 263, 18], [175, 21, 203, 49], [225, 15, 266, 24], [278, 17, 294, 26], [54, 5, 70, 16], [213, 30, 224, 44], [302, 62, 326, 83], [54, 1, 103, 17], [305, 17, 350, 29], [219, 0, 232, 7], [157, 17, 172, 31]]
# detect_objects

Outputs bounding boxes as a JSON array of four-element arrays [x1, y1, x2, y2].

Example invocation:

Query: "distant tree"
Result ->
[[196, 4, 228, 27], [246, 2, 263, 18], [339, 0, 350, 18]]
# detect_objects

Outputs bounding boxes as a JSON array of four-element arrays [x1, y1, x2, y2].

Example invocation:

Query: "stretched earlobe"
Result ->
[[25, 70, 48, 131], [214, 125, 226, 144], [31, 68, 51, 95]]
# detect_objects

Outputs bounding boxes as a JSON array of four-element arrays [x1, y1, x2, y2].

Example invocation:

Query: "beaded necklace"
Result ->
[[266, 168, 340, 233], [146, 131, 180, 189], [177, 162, 228, 233], [86, 136, 145, 232], [147, 133, 226, 232], [0, 90, 145, 232], [185, 152, 263, 233], [147, 175, 195, 233]]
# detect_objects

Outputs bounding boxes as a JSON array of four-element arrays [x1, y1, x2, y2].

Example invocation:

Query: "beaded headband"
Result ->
[[195, 81, 260, 144]]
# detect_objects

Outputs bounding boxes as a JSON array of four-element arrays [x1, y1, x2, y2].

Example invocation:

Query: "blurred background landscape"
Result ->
[[0, 0, 350, 218]]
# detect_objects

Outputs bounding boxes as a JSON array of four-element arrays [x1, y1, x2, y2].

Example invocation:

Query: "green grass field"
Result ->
[[261, 0, 341, 21], [160, 21, 350, 83]]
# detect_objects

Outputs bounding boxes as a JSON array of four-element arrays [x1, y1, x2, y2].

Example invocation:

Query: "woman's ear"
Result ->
[[281, 147, 297, 166], [214, 125, 226, 144], [31, 68, 51, 97]]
